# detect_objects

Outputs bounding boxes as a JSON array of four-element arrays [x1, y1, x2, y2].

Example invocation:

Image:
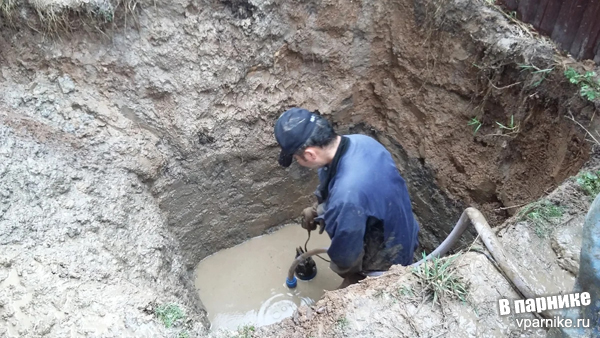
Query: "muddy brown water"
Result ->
[[194, 224, 342, 330]]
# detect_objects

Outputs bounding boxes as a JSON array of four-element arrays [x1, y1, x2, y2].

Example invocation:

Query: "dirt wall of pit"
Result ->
[[153, 0, 591, 259], [2, 0, 591, 265]]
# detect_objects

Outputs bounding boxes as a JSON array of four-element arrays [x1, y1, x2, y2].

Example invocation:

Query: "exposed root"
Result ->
[[566, 110, 600, 146], [33, 3, 72, 35], [415, 0, 451, 94], [115, 0, 139, 29], [1, 0, 141, 35], [484, 2, 535, 39]]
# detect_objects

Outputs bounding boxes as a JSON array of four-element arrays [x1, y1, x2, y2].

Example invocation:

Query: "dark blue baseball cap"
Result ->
[[274, 108, 318, 167]]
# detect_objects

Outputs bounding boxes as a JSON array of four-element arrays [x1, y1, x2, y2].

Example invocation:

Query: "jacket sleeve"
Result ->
[[321, 201, 367, 277]]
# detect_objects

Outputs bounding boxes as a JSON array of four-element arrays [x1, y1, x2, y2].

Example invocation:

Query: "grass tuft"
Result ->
[[576, 171, 600, 197], [492, 114, 520, 136], [398, 285, 414, 297], [237, 324, 256, 338], [412, 253, 468, 305], [518, 63, 553, 88], [468, 117, 483, 135], [335, 316, 349, 330], [155, 303, 186, 328], [517, 200, 564, 238]]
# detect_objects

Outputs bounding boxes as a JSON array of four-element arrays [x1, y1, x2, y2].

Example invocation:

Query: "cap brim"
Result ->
[[279, 151, 293, 167]]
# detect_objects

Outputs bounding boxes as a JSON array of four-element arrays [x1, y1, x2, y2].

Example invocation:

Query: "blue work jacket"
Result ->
[[315, 134, 419, 274]]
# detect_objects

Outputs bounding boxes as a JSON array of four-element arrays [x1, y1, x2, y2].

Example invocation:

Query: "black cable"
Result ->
[[467, 248, 528, 300], [304, 230, 330, 263], [304, 232, 310, 252]]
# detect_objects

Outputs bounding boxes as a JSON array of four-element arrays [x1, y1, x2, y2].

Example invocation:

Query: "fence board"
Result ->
[[571, 0, 600, 60], [502, 0, 518, 10], [531, 0, 548, 28], [536, 0, 562, 35], [499, 0, 600, 62], [519, 0, 541, 22], [551, 0, 588, 53]]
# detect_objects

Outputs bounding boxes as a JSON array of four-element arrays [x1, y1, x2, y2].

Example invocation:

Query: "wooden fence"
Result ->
[[499, 0, 600, 63]]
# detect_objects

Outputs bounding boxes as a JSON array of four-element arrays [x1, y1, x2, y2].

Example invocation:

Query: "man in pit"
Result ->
[[274, 107, 420, 288]]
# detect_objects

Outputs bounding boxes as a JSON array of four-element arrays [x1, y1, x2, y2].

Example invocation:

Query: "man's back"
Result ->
[[318, 134, 419, 270]]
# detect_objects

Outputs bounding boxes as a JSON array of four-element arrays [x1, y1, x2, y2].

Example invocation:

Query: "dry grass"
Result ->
[[1, 0, 17, 16], [32, 2, 72, 33], [1, 0, 140, 34], [1, 0, 18, 25]]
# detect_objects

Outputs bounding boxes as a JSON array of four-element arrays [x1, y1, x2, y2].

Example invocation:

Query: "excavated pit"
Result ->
[[0, 0, 595, 336]]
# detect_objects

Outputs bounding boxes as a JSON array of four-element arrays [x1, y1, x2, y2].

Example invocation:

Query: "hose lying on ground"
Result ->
[[412, 207, 537, 300]]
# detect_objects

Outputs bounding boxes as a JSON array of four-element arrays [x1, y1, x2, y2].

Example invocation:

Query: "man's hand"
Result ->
[[301, 202, 326, 233], [301, 205, 318, 231]]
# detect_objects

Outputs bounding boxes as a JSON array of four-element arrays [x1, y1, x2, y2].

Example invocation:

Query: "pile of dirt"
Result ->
[[0, 120, 207, 337]]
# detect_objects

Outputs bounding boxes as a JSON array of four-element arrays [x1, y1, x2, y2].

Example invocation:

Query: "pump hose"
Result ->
[[287, 207, 540, 312], [412, 208, 537, 300]]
